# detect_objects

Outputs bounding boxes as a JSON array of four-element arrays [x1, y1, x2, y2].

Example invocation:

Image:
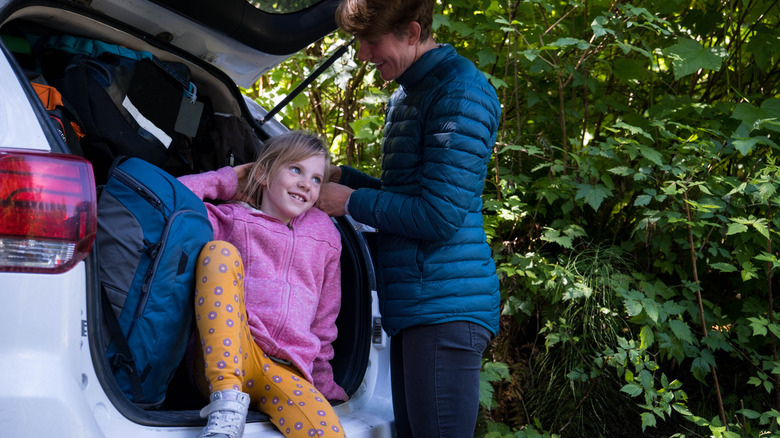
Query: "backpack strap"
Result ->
[[101, 284, 147, 404]]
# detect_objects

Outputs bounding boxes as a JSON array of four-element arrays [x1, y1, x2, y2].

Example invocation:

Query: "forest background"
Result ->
[[244, 0, 780, 436]]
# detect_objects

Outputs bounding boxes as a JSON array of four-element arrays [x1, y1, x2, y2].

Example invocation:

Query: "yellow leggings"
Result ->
[[192, 241, 345, 437]]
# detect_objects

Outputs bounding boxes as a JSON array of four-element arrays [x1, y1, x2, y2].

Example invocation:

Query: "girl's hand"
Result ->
[[233, 162, 254, 202], [234, 162, 253, 186]]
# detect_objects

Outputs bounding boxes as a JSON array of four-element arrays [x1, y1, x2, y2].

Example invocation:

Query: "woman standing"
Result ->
[[318, 1, 502, 437]]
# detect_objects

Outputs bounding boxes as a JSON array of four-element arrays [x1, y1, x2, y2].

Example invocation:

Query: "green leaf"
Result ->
[[563, 281, 593, 300], [673, 403, 693, 416], [731, 98, 780, 130], [726, 222, 749, 235], [641, 412, 657, 431], [590, 16, 612, 39], [691, 356, 712, 381], [640, 325, 655, 350], [748, 316, 769, 336], [732, 103, 766, 131], [614, 121, 653, 141], [753, 220, 771, 240], [575, 183, 613, 211], [663, 300, 686, 316], [479, 361, 510, 409], [759, 409, 780, 425], [621, 383, 644, 397], [758, 182, 778, 203], [768, 323, 780, 339], [481, 361, 510, 382], [477, 49, 497, 67], [642, 298, 661, 323], [541, 227, 574, 249], [742, 261, 759, 282], [663, 38, 727, 80], [669, 319, 694, 344], [567, 368, 589, 382], [732, 136, 759, 155], [638, 369, 654, 390], [634, 194, 653, 206], [737, 409, 761, 419], [625, 299, 643, 317], [609, 166, 634, 176], [709, 262, 737, 273], [637, 145, 664, 166], [478, 378, 497, 410], [548, 37, 591, 50]]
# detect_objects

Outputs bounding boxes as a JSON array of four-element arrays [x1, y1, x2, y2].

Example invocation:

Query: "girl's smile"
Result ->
[[260, 154, 326, 225]]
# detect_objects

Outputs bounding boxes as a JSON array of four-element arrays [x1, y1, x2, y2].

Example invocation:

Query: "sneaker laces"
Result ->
[[199, 393, 249, 438]]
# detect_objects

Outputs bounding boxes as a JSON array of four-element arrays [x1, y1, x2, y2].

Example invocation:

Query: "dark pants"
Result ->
[[390, 321, 492, 438]]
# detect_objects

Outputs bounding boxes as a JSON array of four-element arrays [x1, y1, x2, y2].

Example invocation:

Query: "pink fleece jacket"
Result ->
[[179, 167, 347, 401]]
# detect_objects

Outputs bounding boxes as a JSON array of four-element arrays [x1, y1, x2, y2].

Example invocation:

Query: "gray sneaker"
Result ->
[[197, 390, 251, 438]]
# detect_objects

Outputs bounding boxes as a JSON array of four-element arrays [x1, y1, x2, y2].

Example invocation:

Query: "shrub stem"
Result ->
[[683, 189, 728, 429]]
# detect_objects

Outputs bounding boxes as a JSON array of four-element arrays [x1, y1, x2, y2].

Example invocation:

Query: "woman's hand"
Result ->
[[318, 182, 354, 217], [328, 164, 342, 183]]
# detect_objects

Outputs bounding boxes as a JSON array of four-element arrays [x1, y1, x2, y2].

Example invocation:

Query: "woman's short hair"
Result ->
[[335, 0, 435, 41], [239, 131, 330, 208]]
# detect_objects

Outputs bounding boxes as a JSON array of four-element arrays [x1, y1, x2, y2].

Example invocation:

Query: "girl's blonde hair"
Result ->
[[238, 131, 331, 209]]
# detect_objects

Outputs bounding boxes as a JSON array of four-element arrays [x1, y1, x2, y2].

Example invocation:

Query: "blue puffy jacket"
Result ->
[[340, 44, 501, 336]]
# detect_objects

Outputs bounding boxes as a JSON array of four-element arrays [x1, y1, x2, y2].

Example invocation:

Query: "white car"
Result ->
[[0, 0, 394, 436]]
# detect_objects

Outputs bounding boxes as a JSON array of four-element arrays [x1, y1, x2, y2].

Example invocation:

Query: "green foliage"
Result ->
[[252, 0, 780, 436], [442, 0, 780, 435], [480, 360, 511, 410]]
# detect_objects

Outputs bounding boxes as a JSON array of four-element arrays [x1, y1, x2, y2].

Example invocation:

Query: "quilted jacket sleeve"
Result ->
[[347, 72, 500, 242], [339, 165, 381, 190]]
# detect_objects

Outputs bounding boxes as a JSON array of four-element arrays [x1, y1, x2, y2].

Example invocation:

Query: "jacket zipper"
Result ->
[[271, 222, 295, 341]]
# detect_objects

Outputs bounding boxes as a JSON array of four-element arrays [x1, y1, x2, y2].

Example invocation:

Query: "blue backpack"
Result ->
[[97, 156, 213, 407]]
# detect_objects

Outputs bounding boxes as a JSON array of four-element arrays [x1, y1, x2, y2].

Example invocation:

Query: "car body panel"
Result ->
[[0, 46, 49, 151], [86, 0, 339, 88], [86, 0, 286, 88]]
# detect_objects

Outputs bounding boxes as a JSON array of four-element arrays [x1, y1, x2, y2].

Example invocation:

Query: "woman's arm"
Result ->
[[348, 82, 499, 241]]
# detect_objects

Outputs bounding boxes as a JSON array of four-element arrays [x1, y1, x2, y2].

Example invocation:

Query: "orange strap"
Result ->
[[70, 121, 85, 139], [31, 82, 64, 111]]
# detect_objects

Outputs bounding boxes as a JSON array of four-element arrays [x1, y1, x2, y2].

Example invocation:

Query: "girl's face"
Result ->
[[260, 154, 326, 225]]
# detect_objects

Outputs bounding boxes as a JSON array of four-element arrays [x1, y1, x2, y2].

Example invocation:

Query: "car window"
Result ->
[[248, 0, 323, 14]]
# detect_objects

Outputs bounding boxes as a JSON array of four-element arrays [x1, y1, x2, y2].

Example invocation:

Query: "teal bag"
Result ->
[[98, 156, 213, 407]]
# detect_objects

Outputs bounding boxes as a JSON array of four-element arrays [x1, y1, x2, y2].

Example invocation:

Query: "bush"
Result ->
[[253, 0, 780, 435]]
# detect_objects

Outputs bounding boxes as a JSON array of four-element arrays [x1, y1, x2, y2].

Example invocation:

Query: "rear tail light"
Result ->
[[0, 150, 96, 273]]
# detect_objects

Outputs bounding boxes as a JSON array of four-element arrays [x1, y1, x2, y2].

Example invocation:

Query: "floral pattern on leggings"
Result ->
[[194, 241, 345, 437]]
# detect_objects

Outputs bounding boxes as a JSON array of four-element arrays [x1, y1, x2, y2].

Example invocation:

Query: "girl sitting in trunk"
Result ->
[[178, 130, 348, 438]]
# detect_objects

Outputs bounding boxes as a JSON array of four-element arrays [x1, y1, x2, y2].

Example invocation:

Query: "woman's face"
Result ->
[[357, 31, 417, 81], [260, 154, 326, 225]]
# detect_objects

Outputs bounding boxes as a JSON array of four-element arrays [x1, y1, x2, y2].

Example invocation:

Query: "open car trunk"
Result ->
[[0, 0, 374, 428]]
